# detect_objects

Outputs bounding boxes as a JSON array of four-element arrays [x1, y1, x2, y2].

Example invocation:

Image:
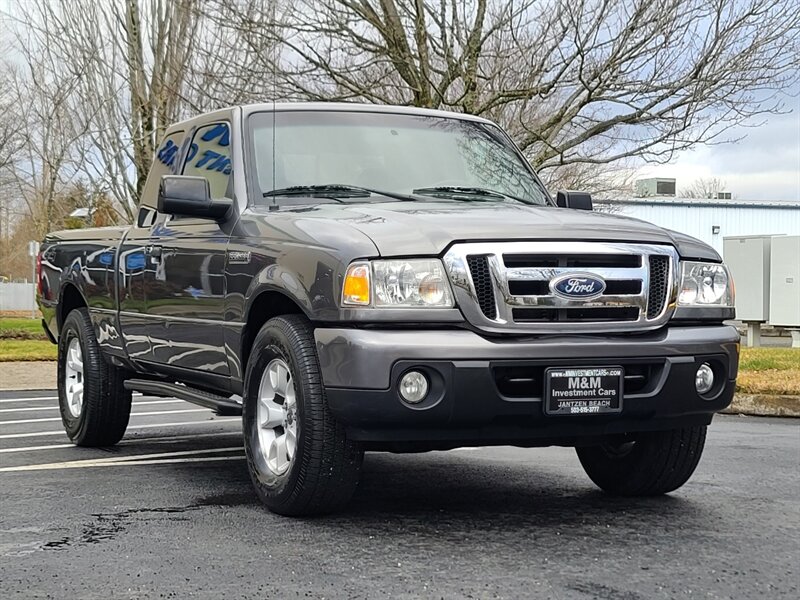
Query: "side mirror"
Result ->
[[556, 190, 593, 211], [158, 175, 232, 220]]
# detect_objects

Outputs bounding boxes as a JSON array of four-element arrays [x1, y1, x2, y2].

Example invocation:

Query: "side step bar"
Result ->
[[124, 379, 242, 416]]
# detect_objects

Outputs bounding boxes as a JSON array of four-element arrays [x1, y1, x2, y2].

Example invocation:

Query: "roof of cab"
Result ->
[[241, 102, 494, 124], [169, 102, 495, 131]]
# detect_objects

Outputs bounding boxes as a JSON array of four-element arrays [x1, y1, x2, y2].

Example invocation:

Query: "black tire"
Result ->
[[58, 307, 132, 446], [243, 315, 363, 516], [576, 426, 707, 496]]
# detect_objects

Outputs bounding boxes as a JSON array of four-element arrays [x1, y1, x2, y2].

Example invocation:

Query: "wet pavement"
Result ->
[[1, 389, 798, 599]]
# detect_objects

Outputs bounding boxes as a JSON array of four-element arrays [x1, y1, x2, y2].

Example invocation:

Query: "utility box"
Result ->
[[723, 235, 773, 322], [769, 235, 800, 327]]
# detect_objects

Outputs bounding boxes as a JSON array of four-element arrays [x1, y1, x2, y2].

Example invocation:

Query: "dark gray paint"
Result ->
[[306, 201, 721, 259], [315, 325, 740, 389]]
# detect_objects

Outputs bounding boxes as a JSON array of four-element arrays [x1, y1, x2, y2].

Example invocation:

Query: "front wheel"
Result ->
[[576, 426, 707, 496], [243, 315, 363, 516]]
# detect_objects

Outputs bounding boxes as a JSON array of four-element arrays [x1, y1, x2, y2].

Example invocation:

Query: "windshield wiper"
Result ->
[[264, 184, 415, 202], [411, 186, 532, 204]]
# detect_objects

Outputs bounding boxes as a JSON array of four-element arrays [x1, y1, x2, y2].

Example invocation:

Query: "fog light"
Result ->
[[695, 363, 715, 394], [399, 371, 429, 404]]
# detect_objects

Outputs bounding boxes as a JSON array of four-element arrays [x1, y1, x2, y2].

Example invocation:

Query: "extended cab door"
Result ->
[[118, 129, 186, 362], [143, 120, 234, 378]]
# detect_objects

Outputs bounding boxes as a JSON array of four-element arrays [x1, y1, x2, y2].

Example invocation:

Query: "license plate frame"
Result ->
[[544, 366, 624, 416]]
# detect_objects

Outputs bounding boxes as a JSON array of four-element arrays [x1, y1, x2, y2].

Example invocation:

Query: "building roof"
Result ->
[[598, 196, 799, 209]]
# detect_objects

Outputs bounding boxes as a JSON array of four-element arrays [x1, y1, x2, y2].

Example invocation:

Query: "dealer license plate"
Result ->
[[544, 367, 624, 416]]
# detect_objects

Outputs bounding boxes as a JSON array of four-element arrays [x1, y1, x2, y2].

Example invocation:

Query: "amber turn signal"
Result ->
[[342, 263, 371, 305]]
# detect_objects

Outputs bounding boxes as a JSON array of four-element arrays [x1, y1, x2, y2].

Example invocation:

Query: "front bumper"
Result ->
[[315, 325, 739, 447]]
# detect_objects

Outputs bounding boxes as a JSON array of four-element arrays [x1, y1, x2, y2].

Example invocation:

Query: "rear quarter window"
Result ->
[[139, 130, 185, 211]]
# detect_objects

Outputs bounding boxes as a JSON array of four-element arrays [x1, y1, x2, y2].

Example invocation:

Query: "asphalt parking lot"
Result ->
[[0, 390, 797, 599]]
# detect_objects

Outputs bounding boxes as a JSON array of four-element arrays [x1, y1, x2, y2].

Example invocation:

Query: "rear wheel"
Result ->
[[243, 315, 363, 516], [576, 426, 707, 496], [58, 307, 132, 446]]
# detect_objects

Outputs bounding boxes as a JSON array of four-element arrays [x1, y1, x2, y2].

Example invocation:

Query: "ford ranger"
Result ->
[[37, 103, 739, 516]]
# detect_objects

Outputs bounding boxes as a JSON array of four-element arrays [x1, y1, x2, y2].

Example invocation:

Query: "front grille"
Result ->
[[445, 242, 676, 333], [466, 255, 497, 319], [503, 254, 641, 269], [647, 255, 670, 319], [512, 307, 640, 322]]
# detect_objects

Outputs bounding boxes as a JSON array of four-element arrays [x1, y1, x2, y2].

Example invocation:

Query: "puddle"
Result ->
[[3, 497, 256, 557]]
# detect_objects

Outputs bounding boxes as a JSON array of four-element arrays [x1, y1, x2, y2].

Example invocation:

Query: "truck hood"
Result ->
[[290, 200, 720, 261]]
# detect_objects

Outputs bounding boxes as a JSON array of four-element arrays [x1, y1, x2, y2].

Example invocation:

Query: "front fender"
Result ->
[[243, 266, 315, 319]]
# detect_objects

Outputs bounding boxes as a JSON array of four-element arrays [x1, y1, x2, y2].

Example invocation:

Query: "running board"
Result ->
[[124, 379, 242, 416]]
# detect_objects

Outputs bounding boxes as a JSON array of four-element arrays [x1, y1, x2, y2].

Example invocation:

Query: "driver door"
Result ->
[[144, 120, 234, 378]]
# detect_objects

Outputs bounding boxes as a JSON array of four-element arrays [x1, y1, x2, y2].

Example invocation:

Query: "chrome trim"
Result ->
[[117, 310, 245, 328], [340, 308, 464, 322], [443, 241, 678, 334]]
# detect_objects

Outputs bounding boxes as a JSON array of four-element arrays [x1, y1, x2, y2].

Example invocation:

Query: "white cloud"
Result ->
[[638, 98, 800, 201]]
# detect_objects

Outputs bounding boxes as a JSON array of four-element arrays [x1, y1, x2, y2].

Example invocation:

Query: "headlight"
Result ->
[[677, 261, 734, 307], [342, 259, 454, 308]]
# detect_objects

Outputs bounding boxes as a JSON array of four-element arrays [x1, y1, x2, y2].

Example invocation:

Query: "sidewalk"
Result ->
[[0, 361, 57, 391]]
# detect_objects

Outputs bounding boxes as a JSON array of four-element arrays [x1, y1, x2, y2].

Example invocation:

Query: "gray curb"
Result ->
[[722, 394, 800, 418]]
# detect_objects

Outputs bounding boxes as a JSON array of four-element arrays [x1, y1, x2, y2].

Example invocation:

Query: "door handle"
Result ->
[[145, 245, 162, 258]]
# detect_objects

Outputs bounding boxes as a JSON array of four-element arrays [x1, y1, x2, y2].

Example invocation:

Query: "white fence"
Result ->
[[0, 282, 36, 311]]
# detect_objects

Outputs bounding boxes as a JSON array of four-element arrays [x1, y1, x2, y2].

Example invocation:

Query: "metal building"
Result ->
[[599, 197, 800, 254]]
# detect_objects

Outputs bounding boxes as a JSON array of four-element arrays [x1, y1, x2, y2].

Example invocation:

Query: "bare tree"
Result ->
[[232, 0, 799, 187], [9, 0, 278, 221], [679, 177, 731, 199], [0, 82, 19, 174], [10, 0, 201, 222], [3, 53, 93, 238], [0, 41, 22, 176], [3, 0, 797, 229]]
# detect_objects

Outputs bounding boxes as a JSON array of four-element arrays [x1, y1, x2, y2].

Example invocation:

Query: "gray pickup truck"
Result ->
[[37, 103, 739, 515]]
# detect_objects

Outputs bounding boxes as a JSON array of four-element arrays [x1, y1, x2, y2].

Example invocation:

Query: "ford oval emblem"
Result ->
[[550, 273, 606, 299]]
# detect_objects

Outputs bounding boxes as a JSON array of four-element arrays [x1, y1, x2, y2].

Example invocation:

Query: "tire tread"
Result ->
[[576, 425, 707, 496], [244, 315, 362, 516]]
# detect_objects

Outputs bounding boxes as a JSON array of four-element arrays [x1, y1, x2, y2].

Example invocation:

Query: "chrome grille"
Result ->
[[466, 255, 497, 319], [444, 242, 678, 334], [647, 255, 670, 319]]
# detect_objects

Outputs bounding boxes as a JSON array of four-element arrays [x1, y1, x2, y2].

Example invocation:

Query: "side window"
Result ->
[[136, 206, 156, 228], [182, 122, 232, 199], [139, 130, 185, 211]]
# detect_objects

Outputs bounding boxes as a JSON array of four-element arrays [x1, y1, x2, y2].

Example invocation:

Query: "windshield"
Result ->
[[248, 110, 549, 206]]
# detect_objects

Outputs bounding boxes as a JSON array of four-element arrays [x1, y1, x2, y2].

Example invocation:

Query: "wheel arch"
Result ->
[[58, 282, 88, 332], [240, 288, 307, 374]]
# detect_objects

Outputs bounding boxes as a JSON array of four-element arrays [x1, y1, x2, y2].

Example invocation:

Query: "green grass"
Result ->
[[739, 348, 799, 371], [738, 347, 800, 396], [0, 317, 46, 339], [0, 339, 57, 361], [0, 318, 54, 360]]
